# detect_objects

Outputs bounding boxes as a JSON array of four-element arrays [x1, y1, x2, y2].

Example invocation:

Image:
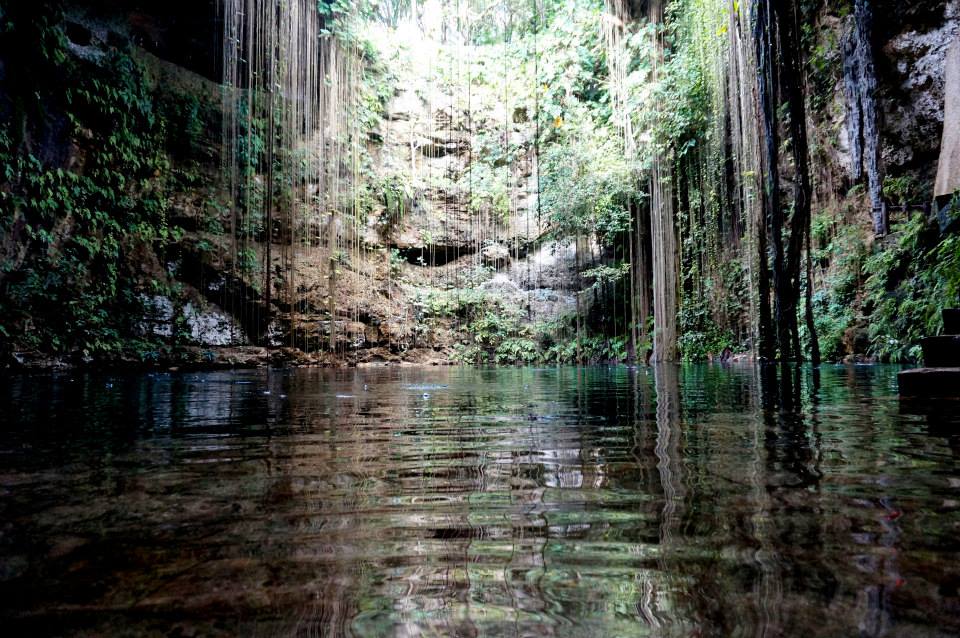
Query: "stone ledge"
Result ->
[[921, 336, 960, 367], [944, 308, 960, 335], [898, 367, 960, 398]]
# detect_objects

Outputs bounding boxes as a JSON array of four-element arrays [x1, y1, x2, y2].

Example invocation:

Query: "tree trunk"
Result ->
[[754, 0, 821, 363], [777, 0, 815, 362], [755, 0, 790, 362]]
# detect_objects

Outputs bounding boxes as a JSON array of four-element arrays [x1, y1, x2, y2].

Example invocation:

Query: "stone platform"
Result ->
[[899, 308, 960, 398]]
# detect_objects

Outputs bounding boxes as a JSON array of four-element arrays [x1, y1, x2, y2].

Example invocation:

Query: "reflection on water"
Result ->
[[0, 365, 958, 636]]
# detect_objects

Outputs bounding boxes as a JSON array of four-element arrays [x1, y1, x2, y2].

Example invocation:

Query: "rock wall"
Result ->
[[812, 0, 958, 228], [878, 0, 960, 179], [3, 0, 955, 366]]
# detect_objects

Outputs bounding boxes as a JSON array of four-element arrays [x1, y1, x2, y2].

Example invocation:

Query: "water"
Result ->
[[0, 365, 958, 637]]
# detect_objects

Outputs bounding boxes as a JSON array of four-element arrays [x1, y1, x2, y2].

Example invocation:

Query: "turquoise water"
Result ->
[[0, 365, 958, 636]]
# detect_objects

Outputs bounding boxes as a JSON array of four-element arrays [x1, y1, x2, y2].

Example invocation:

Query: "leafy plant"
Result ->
[[864, 204, 960, 363], [0, 20, 179, 357]]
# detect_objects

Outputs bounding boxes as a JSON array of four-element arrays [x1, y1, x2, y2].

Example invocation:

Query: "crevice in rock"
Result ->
[[392, 244, 477, 267]]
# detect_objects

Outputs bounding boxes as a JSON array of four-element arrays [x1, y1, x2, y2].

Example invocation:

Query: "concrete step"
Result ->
[[899, 367, 960, 398], [922, 336, 960, 367], [944, 308, 960, 335]]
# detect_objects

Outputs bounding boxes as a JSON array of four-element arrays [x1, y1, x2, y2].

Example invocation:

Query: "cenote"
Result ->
[[3, 0, 960, 635], [1, 365, 958, 636]]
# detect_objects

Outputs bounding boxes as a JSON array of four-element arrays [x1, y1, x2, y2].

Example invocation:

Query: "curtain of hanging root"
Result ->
[[221, 0, 363, 355]]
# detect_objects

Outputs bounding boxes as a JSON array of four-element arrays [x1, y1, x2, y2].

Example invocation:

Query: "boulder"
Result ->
[[183, 302, 246, 346]]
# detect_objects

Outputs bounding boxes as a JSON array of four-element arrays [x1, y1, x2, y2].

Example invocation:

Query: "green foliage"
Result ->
[[864, 204, 960, 363], [542, 333, 630, 364], [1, 2, 69, 150], [364, 171, 413, 237], [677, 301, 737, 362], [417, 289, 528, 364], [157, 89, 215, 161], [388, 248, 405, 278], [0, 33, 181, 356], [460, 160, 512, 220], [539, 116, 639, 243], [882, 174, 927, 207], [798, 195, 957, 366], [495, 337, 540, 364], [414, 287, 628, 365], [582, 262, 630, 290], [804, 27, 841, 113], [809, 223, 868, 361]]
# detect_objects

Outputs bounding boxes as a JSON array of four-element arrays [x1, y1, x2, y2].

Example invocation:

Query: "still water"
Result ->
[[0, 365, 958, 637]]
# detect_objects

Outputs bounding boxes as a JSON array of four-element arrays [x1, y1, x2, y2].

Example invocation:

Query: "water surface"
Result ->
[[1, 365, 958, 636]]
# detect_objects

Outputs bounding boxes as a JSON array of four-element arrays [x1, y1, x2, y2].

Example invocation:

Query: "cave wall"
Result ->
[[820, 0, 960, 192], [62, 0, 220, 81], [875, 0, 960, 181], [1, 0, 956, 365], [1, 0, 577, 364]]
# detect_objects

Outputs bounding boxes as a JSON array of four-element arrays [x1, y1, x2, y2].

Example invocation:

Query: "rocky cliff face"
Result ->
[[61, 0, 220, 80], [815, 0, 959, 195], [8, 1, 582, 365], [878, 0, 960, 178], [2, 0, 956, 367], [286, 52, 582, 362]]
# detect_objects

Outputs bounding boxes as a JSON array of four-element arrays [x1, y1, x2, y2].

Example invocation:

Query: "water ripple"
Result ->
[[0, 365, 957, 636]]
